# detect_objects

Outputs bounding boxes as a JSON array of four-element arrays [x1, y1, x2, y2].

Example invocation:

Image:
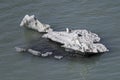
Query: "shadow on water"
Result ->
[[21, 29, 68, 55]]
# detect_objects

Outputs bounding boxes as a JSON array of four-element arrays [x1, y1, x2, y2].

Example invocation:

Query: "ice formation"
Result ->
[[43, 29, 109, 53], [20, 15, 52, 32], [19, 15, 109, 55]]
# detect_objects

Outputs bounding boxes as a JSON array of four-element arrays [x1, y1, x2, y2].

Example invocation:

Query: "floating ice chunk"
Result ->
[[20, 14, 53, 32], [43, 29, 109, 54], [45, 52, 53, 55], [15, 47, 26, 52], [41, 53, 49, 57], [19, 15, 109, 55], [54, 56, 63, 59], [28, 49, 41, 56], [41, 52, 53, 57]]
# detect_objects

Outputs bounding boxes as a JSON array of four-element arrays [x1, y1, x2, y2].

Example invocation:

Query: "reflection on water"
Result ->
[[66, 55, 101, 80]]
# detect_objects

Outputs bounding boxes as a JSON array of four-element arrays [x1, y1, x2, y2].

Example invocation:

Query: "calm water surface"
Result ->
[[0, 0, 120, 80]]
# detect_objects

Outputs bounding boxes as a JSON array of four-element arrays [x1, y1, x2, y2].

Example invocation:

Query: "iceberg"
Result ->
[[19, 15, 109, 55], [43, 29, 109, 53]]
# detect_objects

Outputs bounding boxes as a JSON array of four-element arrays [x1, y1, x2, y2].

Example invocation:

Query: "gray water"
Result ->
[[0, 0, 120, 80]]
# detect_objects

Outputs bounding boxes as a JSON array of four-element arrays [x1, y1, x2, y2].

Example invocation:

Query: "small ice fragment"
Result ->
[[54, 56, 63, 60], [41, 53, 49, 57], [28, 49, 41, 56], [45, 52, 53, 55], [15, 47, 26, 52], [41, 52, 53, 57]]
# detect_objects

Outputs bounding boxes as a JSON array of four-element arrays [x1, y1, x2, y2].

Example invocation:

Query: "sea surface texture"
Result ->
[[0, 0, 120, 80]]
